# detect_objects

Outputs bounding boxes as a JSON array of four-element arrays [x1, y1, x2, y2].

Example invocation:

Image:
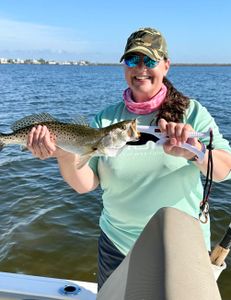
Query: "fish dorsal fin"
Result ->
[[11, 113, 58, 131], [71, 114, 89, 127]]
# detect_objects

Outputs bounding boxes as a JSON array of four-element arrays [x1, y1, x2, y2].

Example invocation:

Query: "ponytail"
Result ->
[[155, 77, 190, 124]]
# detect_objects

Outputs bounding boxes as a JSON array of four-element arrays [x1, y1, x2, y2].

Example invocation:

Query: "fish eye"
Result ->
[[122, 124, 127, 130]]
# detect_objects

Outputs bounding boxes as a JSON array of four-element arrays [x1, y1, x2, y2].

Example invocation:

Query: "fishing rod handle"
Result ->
[[210, 223, 231, 266], [210, 245, 230, 266]]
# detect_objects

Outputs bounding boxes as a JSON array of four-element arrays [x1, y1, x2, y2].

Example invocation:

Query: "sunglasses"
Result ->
[[124, 55, 159, 69]]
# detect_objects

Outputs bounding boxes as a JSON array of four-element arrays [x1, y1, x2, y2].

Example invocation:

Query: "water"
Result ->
[[0, 64, 230, 298]]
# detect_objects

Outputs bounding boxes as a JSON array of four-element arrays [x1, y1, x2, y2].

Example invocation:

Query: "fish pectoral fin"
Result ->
[[76, 151, 95, 169]]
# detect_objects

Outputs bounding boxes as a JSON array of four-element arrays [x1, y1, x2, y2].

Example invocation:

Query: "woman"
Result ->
[[27, 27, 231, 290]]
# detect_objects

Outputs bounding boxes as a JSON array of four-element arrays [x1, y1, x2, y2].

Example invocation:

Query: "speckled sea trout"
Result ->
[[0, 113, 140, 168]]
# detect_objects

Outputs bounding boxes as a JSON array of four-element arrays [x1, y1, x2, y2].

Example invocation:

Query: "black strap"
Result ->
[[199, 129, 214, 223]]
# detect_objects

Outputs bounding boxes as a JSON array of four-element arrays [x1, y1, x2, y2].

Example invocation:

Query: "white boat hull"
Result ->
[[0, 271, 97, 300]]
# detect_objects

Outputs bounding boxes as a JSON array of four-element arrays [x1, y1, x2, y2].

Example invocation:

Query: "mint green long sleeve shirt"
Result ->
[[89, 99, 231, 255]]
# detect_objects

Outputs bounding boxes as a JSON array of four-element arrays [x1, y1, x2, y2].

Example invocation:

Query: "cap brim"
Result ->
[[120, 46, 162, 62]]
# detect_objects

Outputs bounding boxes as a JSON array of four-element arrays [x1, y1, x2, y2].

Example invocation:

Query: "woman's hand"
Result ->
[[27, 125, 99, 193], [27, 125, 66, 160], [158, 119, 231, 181], [158, 118, 202, 160]]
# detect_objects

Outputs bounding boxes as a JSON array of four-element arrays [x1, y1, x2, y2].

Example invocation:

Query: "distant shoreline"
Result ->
[[1, 62, 231, 67], [1, 57, 231, 66]]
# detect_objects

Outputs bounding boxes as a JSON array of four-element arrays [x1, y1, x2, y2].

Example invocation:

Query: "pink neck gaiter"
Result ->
[[123, 84, 167, 115]]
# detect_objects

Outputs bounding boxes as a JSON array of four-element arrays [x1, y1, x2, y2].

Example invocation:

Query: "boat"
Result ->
[[0, 271, 97, 299], [0, 208, 229, 300]]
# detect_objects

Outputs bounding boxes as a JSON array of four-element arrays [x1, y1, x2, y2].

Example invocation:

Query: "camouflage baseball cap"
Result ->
[[120, 27, 168, 62]]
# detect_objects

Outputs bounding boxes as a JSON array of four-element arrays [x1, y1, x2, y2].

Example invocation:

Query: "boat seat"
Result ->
[[97, 207, 221, 300]]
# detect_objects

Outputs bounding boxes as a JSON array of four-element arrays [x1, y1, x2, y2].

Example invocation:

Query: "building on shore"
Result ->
[[0, 57, 91, 65]]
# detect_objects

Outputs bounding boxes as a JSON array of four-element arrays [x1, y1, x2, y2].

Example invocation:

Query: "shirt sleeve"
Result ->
[[186, 100, 231, 181]]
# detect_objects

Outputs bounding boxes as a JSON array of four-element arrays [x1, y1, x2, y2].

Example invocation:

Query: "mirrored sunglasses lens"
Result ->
[[124, 55, 140, 67], [143, 56, 158, 68]]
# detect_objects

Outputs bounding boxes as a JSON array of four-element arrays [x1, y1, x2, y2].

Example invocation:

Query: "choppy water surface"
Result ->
[[0, 65, 230, 298]]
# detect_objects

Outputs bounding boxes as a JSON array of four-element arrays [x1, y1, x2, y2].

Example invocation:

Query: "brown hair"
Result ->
[[154, 77, 190, 125]]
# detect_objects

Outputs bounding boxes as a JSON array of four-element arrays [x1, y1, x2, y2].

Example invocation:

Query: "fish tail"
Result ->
[[0, 142, 4, 151], [0, 134, 5, 151]]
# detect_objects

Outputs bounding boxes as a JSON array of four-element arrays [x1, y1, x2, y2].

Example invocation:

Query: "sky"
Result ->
[[0, 0, 231, 63]]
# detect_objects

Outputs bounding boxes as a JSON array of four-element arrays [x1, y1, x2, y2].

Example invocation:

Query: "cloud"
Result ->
[[0, 17, 121, 62], [0, 17, 89, 56]]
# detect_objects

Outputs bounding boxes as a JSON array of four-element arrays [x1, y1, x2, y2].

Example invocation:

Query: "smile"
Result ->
[[134, 75, 152, 80]]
